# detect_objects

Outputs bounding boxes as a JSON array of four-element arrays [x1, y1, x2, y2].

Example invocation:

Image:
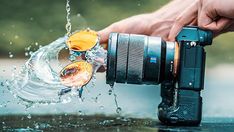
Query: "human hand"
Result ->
[[98, 0, 197, 44], [198, 0, 234, 35], [169, 0, 234, 40]]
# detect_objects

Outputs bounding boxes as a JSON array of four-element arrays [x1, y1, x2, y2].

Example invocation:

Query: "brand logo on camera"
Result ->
[[150, 57, 157, 63]]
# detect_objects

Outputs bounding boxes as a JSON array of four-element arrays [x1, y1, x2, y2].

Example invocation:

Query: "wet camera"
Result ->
[[106, 26, 213, 125]]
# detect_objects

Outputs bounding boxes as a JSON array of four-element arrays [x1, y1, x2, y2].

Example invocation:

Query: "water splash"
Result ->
[[9, 34, 108, 106], [10, 36, 70, 104], [65, 0, 72, 36]]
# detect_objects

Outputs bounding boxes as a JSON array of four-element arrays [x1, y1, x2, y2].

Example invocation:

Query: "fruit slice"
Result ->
[[66, 29, 99, 52], [60, 61, 93, 87]]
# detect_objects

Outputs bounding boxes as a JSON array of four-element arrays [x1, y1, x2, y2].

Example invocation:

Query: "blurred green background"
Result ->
[[0, 0, 233, 66]]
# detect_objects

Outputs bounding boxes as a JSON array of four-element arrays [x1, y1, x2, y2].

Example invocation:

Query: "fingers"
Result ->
[[168, 0, 199, 41], [98, 21, 125, 44], [190, 18, 198, 26], [198, 0, 233, 35], [202, 18, 232, 33], [98, 26, 113, 44], [197, 0, 203, 24], [198, 4, 214, 29], [228, 23, 234, 32]]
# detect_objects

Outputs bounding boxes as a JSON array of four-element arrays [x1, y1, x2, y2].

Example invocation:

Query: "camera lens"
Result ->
[[106, 33, 176, 85]]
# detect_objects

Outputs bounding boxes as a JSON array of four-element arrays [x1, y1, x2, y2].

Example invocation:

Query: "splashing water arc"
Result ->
[[10, 32, 107, 104], [11, 37, 70, 103]]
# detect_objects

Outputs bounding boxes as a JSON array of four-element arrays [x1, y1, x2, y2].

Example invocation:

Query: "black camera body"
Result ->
[[158, 27, 212, 125], [106, 26, 212, 126]]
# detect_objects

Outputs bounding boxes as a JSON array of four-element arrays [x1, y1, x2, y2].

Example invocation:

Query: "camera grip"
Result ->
[[158, 86, 202, 125]]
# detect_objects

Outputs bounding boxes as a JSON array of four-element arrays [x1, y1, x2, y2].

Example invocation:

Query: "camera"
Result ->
[[106, 26, 213, 125]]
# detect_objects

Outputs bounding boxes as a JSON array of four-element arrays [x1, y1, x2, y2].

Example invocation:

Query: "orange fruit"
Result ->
[[60, 61, 93, 87], [66, 29, 99, 52]]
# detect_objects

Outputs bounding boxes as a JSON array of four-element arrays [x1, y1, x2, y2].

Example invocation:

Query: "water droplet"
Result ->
[[5, 80, 10, 86], [9, 52, 13, 58], [109, 84, 114, 89], [34, 123, 39, 129], [116, 107, 122, 114], [27, 114, 31, 119], [29, 51, 33, 55], [25, 52, 29, 56], [137, 1, 141, 7], [99, 106, 104, 110], [13, 66, 17, 70], [35, 42, 38, 46], [26, 46, 31, 51], [14, 35, 19, 39], [108, 89, 112, 95], [78, 110, 83, 115], [0, 82, 4, 86], [9, 41, 13, 45], [69, 55, 77, 62], [61, 97, 71, 104]]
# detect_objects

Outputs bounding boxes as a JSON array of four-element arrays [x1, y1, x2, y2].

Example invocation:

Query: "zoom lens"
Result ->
[[106, 33, 177, 85]]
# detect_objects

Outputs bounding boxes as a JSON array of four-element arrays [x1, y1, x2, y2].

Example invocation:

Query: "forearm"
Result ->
[[150, 0, 196, 19]]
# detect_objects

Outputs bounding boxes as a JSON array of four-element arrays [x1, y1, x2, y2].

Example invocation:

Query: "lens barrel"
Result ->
[[106, 33, 175, 85]]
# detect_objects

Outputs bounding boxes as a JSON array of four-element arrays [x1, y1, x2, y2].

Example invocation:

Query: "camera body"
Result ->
[[106, 26, 212, 126], [158, 26, 212, 125]]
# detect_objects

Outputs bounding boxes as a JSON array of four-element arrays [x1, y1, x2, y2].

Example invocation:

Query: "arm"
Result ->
[[98, 0, 198, 44]]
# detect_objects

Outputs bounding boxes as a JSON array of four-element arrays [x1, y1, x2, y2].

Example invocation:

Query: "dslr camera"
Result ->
[[106, 26, 213, 125]]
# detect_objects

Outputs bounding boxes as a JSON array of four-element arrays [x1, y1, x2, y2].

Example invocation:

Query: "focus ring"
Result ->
[[127, 34, 145, 84]]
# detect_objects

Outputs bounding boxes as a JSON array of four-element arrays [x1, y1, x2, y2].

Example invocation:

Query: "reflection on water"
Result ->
[[1, 115, 234, 132]]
